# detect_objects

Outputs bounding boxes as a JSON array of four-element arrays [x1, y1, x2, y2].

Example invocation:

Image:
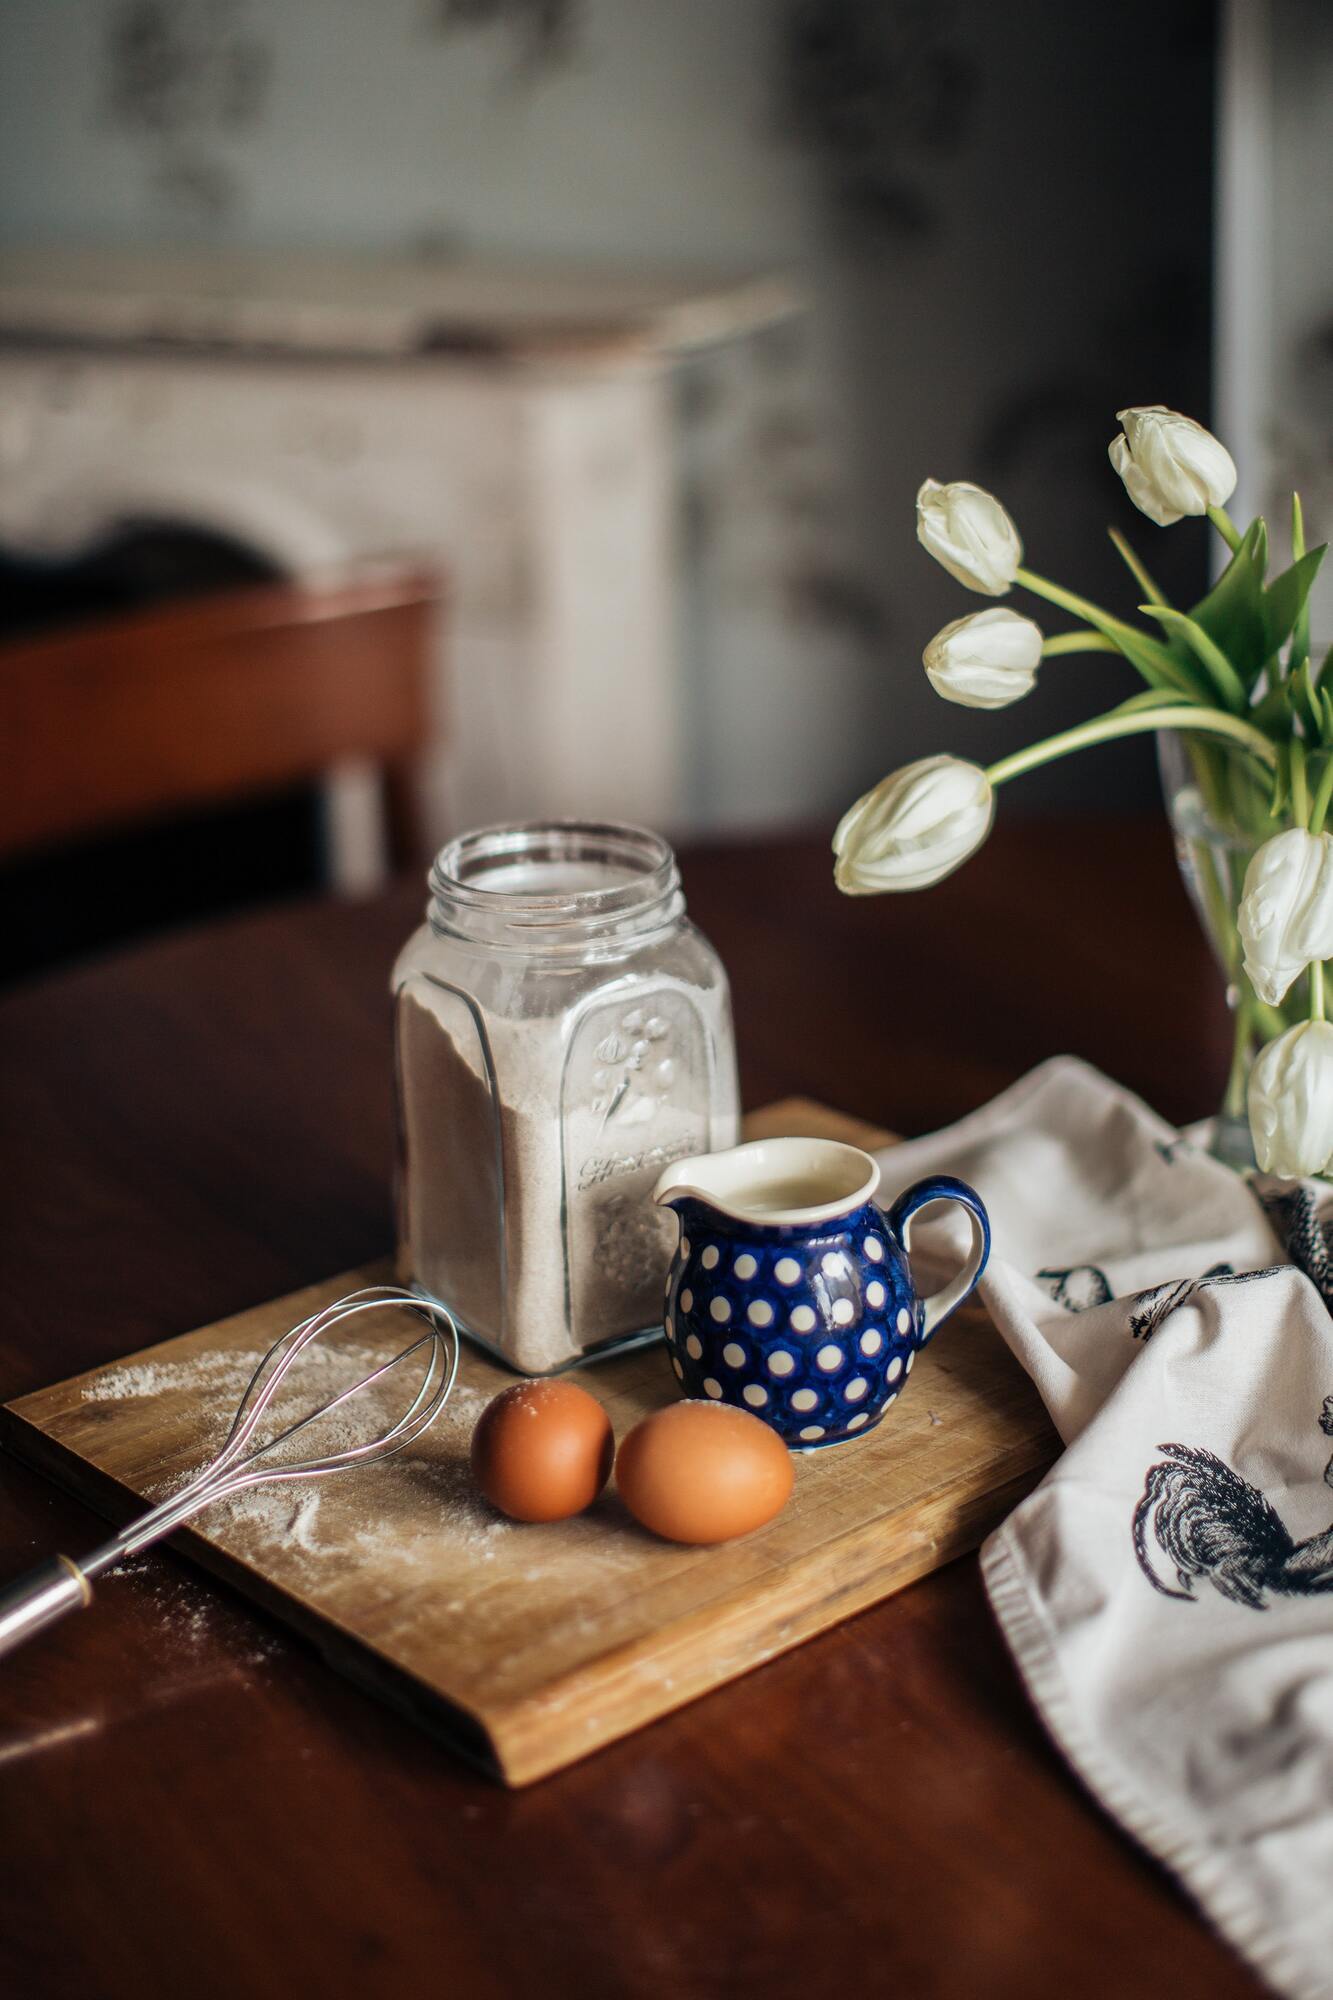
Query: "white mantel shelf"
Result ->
[[0, 245, 799, 366]]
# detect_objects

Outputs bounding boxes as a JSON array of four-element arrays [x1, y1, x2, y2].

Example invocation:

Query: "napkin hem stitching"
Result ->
[[981, 1525, 1322, 2000]]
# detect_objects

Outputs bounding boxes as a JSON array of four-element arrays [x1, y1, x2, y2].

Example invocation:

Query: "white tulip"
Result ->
[[916, 480, 1023, 596], [923, 607, 1043, 709], [1237, 828, 1333, 1006], [1248, 1020, 1333, 1178], [1108, 406, 1238, 526], [833, 755, 994, 894]]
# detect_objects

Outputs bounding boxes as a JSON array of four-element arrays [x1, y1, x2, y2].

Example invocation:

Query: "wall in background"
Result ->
[[1268, 0, 1332, 636], [1217, 0, 1333, 642], [0, 0, 1228, 831]]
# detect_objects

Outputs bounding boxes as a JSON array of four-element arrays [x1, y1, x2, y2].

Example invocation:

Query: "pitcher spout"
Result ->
[[651, 1137, 880, 1227], [651, 1155, 715, 1211]]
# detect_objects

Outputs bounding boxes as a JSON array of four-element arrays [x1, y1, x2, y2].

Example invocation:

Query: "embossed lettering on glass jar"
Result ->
[[392, 822, 739, 1375]]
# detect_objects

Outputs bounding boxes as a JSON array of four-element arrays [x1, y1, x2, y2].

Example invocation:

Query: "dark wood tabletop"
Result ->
[[0, 817, 1265, 2000]]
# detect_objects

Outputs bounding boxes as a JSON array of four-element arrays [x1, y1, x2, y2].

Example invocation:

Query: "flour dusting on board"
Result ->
[[78, 1337, 645, 1617]]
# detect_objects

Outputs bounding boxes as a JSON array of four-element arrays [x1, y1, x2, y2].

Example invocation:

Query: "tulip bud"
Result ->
[[916, 480, 1023, 596], [1248, 1020, 1333, 1178], [1237, 828, 1333, 1006], [833, 755, 993, 894], [923, 607, 1043, 709], [1108, 407, 1237, 526]]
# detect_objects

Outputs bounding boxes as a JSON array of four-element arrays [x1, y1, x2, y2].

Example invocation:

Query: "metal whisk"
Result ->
[[0, 1285, 459, 1662]]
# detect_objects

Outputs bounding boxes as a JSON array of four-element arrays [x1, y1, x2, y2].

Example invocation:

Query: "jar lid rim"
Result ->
[[429, 819, 680, 932]]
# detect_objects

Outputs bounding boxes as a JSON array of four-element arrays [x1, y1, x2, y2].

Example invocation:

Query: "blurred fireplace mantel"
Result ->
[[0, 245, 798, 863]]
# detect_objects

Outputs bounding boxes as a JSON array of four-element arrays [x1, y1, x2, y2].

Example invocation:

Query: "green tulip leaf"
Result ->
[[1110, 638, 1203, 698], [1264, 545, 1326, 661], [1289, 659, 1324, 739], [1015, 566, 1207, 698], [1186, 524, 1269, 690], [1269, 748, 1290, 819], [1140, 605, 1249, 712], [1250, 683, 1296, 734]]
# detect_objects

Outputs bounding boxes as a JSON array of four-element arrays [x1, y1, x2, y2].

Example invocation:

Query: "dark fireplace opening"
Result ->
[[1, 519, 327, 987], [0, 517, 283, 640]]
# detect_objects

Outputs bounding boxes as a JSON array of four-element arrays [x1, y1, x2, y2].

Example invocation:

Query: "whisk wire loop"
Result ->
[[0, 1288, 462, 1648]]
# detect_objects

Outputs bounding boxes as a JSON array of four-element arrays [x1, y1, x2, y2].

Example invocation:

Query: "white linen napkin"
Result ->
[[875, 1058, 1333, 2000]]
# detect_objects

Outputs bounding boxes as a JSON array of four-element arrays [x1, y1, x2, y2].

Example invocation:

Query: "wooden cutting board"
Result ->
[[0, 1099, 1058, 1787]]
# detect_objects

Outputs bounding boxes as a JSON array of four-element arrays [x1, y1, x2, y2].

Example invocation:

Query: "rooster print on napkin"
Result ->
[[1134, 1398, 1333, 1611]]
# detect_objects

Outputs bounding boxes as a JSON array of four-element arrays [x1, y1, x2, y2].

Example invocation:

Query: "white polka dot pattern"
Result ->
[[668, 1213, 926, 1445]]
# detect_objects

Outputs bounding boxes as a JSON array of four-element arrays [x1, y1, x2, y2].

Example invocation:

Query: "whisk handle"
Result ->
[[0, 1556, 93, 1661]]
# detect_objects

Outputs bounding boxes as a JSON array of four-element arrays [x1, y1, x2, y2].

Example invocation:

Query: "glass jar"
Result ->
[[392, 820, 739, 1375]]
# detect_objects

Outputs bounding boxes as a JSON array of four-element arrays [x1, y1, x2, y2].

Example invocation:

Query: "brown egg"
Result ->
[[470, 1379, 614, 1523], [616, 1401, 794, 1545]]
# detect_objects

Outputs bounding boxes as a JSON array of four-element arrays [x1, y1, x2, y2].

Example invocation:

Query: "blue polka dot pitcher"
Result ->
[[652, 1137, 990, 1450]]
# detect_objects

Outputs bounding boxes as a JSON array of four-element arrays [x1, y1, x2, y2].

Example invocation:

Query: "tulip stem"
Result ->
[[1312, 960, 1326, 1025], [1207, 505, 1243, 553], [1309, 753, 1333, 837], [1040, 632, 1119, 657], [985, 706, 1278, 789], [1108, 528, 1170, 606], [1013, 567, 1202, 698], [1291, 738, 1310, 824], [1224, 997, 1256, 1121]]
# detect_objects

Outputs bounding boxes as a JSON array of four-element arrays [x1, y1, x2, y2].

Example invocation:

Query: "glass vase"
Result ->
[[1158, 732, 1308, 1170]]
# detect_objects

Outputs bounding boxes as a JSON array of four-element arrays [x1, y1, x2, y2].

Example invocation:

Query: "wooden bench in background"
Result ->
[[0, 560, 442, 882]]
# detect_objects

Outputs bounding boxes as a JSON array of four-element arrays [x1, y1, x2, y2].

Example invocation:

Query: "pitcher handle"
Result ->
[[883, 1175, 991, 1338]]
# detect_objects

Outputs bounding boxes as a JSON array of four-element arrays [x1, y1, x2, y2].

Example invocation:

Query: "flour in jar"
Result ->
[[395, 979, 731, 1374]]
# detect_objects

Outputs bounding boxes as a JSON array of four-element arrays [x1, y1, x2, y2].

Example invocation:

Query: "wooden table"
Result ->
[[0, 819, 1265, 2000]]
